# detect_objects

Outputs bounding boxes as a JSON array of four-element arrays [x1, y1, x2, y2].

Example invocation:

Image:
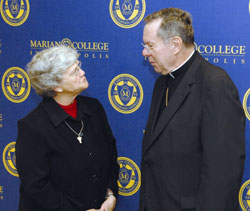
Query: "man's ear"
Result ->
[[171, 36, 182, 54]]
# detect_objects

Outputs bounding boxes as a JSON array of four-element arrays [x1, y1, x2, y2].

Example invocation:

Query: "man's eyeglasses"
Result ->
[[142, 37, 176, 53], [141, 42, 153, 53], [141, 41, 164, 53]]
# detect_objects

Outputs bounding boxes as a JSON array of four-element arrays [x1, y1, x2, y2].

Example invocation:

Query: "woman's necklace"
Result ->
[[64, 120, 84, 143]]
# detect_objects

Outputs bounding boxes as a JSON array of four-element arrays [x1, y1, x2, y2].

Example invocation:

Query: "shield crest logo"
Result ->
[[9, 74, 22, 95], [2, 67, 30, 103], [1, 0, 30, 26], [3, 142, 19, 177], [10, 0, 20, 17], [115, 0, 140, 20], [119, 165, 132, 187], [121, 0, 134, 19], [4, 0, 25, 19], [117, 83, 133, 105], [110, 0, 145, 28]]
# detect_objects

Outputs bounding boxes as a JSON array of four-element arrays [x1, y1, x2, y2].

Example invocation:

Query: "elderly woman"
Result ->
[[15, 46, 119, 211]]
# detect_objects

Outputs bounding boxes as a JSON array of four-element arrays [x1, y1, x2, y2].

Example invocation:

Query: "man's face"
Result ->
[[142, 19, 175, 75]]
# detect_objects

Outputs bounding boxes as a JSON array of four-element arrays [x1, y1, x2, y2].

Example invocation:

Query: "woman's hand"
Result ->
[[86, 196, 116, 211], [99, 194, 116, 211]]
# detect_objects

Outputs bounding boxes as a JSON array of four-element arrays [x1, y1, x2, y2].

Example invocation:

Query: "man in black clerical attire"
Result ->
[[140, 8, 245, 211]]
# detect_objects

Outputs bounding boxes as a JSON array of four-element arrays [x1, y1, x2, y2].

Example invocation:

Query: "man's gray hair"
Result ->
[[144, 8, 194, 45]]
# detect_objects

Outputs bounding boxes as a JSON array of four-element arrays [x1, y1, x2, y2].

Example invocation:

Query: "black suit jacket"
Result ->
[[140, 52, 245, 211], [16, 96, 119, 211]]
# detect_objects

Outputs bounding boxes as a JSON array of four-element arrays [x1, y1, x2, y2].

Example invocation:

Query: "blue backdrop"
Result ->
[[0, 0, 250, 210]]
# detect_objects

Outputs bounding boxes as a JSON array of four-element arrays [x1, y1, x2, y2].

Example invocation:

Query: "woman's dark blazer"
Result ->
[[16, 95, 119, 211]]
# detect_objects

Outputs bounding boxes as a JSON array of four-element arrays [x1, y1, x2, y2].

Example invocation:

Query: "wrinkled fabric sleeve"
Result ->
[[95, 100, 119, 198], [197, 76, 245, 211], [16, 120, 73, 211]]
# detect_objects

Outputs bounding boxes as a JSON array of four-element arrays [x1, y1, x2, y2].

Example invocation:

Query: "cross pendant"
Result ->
[[77, 136, 82, 144]]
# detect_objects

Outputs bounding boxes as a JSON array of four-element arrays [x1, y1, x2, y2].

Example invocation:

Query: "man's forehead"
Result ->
[[144, 19, 162, 35], [143, 19, 162, 41], [145, 18, 162, 29]]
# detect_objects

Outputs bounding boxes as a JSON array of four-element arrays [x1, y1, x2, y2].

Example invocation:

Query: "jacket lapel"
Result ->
[[143, 53, 202, 155], [142, 78, 166, 152], [150, 78, 168, 133]]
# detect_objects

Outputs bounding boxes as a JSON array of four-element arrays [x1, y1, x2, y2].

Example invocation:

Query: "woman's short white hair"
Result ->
[[27, 46, 79, 97]]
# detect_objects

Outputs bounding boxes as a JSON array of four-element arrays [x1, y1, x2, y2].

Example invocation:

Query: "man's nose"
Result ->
[[142, 48, 151, 57]]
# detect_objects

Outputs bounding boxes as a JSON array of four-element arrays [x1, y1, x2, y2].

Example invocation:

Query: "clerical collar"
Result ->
[[169, 49, 195, 79]]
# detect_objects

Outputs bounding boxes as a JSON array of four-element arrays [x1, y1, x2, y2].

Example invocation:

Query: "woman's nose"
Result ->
[[79, 68, 85, 76]]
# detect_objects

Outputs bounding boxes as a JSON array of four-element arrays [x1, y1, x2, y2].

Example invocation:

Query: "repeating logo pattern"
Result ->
[[2, 142, 18, 177], [1, 67, 30, 103], [243, 88, 250, 121], [0, 0, 30, 26], [108, 74, 143, 114], [239, 179, 250, 211], [109, 0, 146, 28], [118, 157, 141, 196]]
